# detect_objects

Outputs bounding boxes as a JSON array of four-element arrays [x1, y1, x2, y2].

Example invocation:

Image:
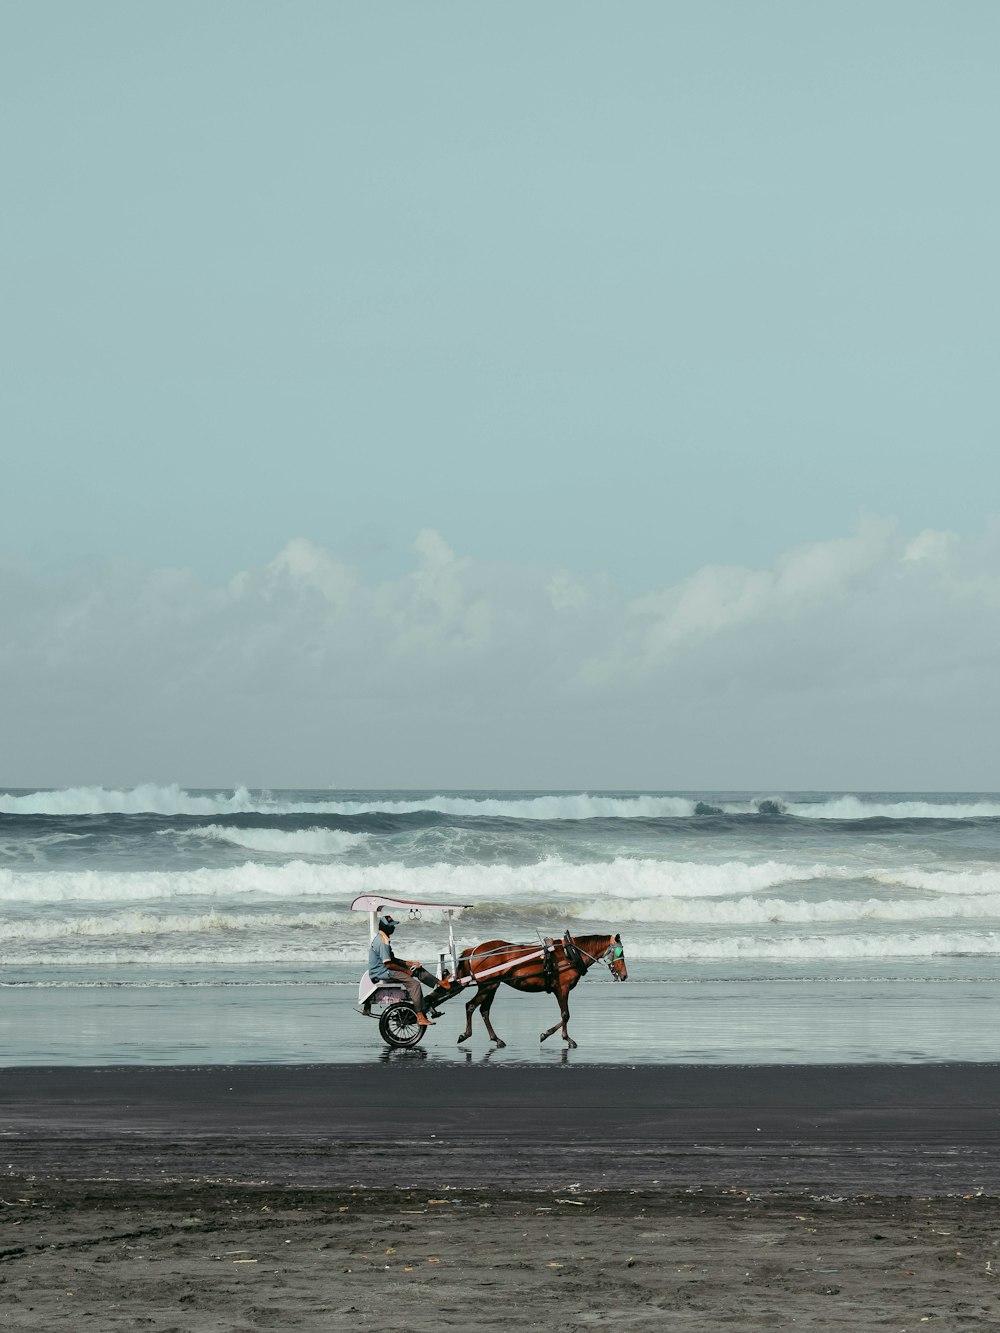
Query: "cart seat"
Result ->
[[358, 971, 408, 1005]]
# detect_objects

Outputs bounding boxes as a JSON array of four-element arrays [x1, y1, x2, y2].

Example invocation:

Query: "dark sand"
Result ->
[[3, 1065, 1000, 1329]]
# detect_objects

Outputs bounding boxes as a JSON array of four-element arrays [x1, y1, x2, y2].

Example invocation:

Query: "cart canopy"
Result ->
[[349, 894, 472, 914]]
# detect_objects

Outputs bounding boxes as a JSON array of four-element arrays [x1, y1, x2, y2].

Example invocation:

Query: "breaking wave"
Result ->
[[622, 931, 1000, 961], [0, 908, 354, 944], [0, 784, 702, 819], [0, 857, 838, 906], [871, 868, 1000, 896], [5, 784, 999, 821], [7, 853, 1000, 919], [0, 784, 266, 816], [6, 892, 1000, 946], [508, 892, 1000, 927], [178, 826, 369, 857], [0, 946, 364, 967], [3, 931, 998, 968], [785, 796, 1000, 820]]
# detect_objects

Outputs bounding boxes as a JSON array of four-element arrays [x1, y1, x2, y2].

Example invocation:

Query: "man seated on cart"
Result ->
[[368, 914, 445, 1028]]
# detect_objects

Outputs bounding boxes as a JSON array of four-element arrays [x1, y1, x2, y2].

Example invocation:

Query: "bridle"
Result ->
[[564, 932, 626, 980]]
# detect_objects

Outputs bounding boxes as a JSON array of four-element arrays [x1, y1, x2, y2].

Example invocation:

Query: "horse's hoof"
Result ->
[[457, 1033, 470, 1044], [566, 1040, 578, 1049], [539, 1032, 549, 1043], [493, 1039, 506, 1049]]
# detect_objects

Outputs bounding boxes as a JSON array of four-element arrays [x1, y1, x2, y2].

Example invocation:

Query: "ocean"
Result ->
[[2, 786, 999, 1066]]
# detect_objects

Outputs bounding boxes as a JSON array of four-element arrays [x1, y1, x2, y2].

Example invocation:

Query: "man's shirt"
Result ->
[[368, 932, 396, 981]]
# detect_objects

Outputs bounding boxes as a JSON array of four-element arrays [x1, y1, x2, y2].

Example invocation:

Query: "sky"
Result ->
[[2, 2, 999, 789]]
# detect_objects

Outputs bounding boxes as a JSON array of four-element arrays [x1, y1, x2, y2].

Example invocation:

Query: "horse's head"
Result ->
[[607, 932, 628, 981], [563, 931, 629, 979], [610, 938, 626, 981]]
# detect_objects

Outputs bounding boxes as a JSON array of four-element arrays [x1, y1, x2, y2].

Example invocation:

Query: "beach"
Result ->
[[4, 788, 1000, 1325], [4, 1179, 1000, 1331], [4, 1064, 1000, 1330]]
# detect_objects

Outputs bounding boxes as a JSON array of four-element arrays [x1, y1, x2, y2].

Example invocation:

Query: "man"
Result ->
[[367, 914, 438, 1027]]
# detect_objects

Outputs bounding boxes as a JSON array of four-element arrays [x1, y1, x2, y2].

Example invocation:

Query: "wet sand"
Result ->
[[3, 1065, 1000, 1329], [7, 976, 1000, 1066]]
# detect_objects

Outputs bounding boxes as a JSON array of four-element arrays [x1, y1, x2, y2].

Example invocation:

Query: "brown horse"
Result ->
[[454, 931, 627, 1049]]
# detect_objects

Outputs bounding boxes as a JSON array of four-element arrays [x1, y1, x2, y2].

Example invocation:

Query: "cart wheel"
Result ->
[[379, 1002, 426, 1048]]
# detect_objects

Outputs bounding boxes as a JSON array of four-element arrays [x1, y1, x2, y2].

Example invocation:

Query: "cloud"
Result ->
[[2, 519, 999, 788]]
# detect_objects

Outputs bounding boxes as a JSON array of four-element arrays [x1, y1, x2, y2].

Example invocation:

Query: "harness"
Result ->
[[542, 938, 558, 992], [562, 931, 585, 970], [462, 944, 548, 985], [459, 933, 622, 989]]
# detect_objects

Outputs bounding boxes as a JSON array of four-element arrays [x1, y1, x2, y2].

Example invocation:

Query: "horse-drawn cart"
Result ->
[[352, 893, 471, 1048], [353, 894, 628, 1050]]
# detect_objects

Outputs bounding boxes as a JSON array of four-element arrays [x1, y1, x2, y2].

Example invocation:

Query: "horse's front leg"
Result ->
[[540, 986, 577, 1048], [479, 987, 505, 1047]]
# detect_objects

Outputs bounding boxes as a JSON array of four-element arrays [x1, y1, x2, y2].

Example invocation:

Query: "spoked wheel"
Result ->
[[379, 1002, 426, 1048]]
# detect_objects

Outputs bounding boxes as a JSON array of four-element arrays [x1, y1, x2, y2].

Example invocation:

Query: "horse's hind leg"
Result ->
[[479, 987, 505, 1047], [540, 989, 577, 1048], [457, 988, 484, 1044]]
